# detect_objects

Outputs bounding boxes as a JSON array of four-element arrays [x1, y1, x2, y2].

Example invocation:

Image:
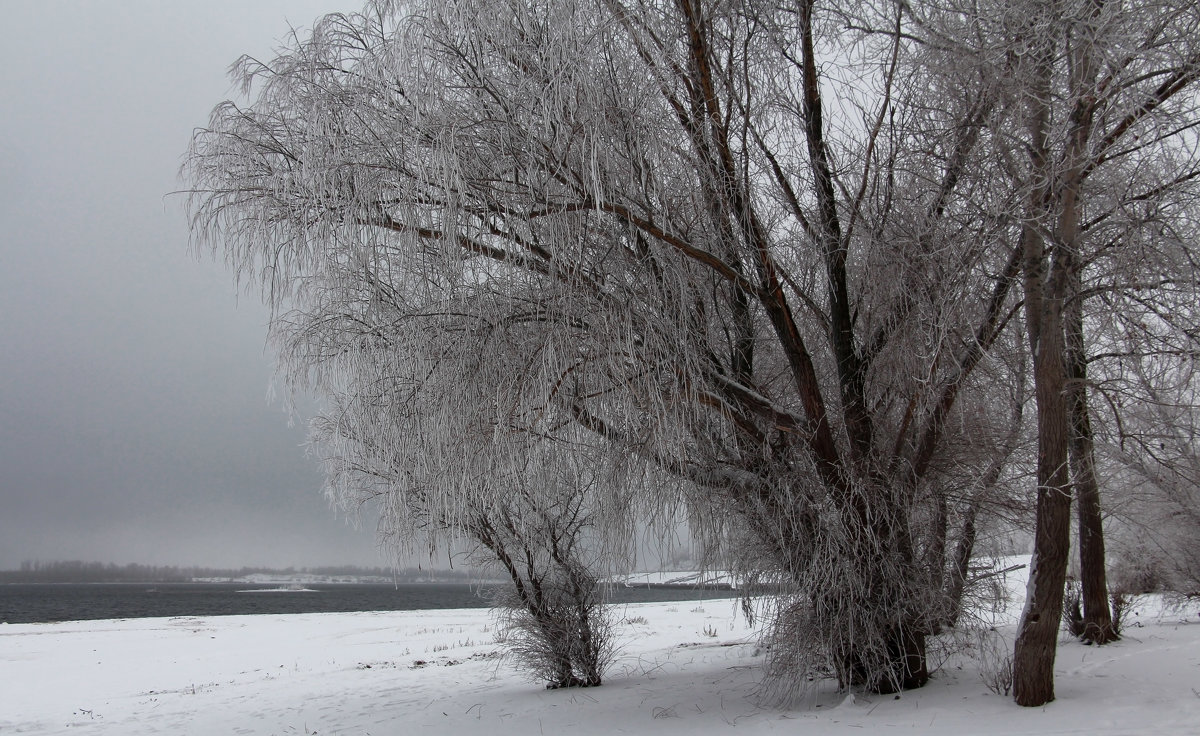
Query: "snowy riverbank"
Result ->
[[3, 566, 1199, 735]]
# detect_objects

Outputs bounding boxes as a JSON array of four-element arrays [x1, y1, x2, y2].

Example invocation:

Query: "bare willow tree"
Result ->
[[184, 0, 1037, 695], [184, 0, 1198, 700], [275, 257, 624, 687], [290, 284, 624, 686]]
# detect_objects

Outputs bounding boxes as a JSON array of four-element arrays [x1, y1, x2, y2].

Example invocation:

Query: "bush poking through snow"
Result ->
[[491, 564, 613, 689], [1063, 580, 1086, 639], [1162, 592, 1200, 622], [465, 481, 615, 689], [1109, 591, 1144, 634], [976, 630, 1014, 697]]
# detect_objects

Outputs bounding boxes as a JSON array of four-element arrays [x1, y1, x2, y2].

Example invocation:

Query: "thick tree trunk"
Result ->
[[1013, 223, 1074, 707], [1012, 334, 1073, 706], [882, 625, 930, 693], [1012, 11, 1105, 700], [1014, 183, 1073, 707], [837, 616, 930, 693], [1011, 475, 1072, 707]]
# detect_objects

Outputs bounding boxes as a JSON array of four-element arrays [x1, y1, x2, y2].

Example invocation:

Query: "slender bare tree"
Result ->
[[293, 282, 622, 687], [918, 0, 1200, 705]]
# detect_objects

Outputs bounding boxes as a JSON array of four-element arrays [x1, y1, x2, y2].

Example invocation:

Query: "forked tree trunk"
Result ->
[[1014, 178, 1073, 707], [1012, 9, 1103, 700]]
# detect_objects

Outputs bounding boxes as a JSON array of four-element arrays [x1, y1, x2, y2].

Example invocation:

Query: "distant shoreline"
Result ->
[[0, 576, 509, 586], [0, 579, 738, 625], [0, 561, 485, 586]]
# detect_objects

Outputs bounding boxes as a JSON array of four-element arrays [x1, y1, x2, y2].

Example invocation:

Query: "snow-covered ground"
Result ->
[[3, 564, 1199, 735]]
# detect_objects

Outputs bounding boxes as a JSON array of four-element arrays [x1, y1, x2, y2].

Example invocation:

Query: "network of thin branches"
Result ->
[[484, 513, 615, 689], [185, 0, 1200, 703]]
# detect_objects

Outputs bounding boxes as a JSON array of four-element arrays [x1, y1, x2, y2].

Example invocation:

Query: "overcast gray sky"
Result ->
[[0, 1, 393, 569]]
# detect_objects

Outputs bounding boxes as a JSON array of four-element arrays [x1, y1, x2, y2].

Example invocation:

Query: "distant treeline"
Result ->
[[0, 560, 479, 584]]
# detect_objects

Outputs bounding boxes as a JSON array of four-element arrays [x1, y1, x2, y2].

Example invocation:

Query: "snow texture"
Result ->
[[2, 563, 1199, 735]]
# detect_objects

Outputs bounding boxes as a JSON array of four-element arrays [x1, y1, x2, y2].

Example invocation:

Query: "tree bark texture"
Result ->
[[1066, 274, 1118, 644], [1014, 127, 1073, 705], [1012, 317, 1073, 706]]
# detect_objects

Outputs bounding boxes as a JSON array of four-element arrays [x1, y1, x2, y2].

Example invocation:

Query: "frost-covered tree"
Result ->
[[278, 265, 622, 687], [184, 0, 1035, 695], [1093, 288, 1200, 595], [913, 0, 1200, 705], [1103, 381, 1200, 594], [184, 0, 1199, 701]]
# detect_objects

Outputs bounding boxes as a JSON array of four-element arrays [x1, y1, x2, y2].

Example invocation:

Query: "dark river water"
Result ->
[[0, 582, 737, 624]]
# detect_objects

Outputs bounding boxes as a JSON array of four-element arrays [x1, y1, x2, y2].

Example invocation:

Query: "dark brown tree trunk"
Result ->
[[1074, 459, 1117, 642], [1012, 322, 1073, 706], [1014, 177, 1073, 707], [1012, 10, 1105, 700], [1065, 274, 1118, 644], [836, 611, 931, 693], [944, 501, 979, 630], [884, 625, 930, 693]]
